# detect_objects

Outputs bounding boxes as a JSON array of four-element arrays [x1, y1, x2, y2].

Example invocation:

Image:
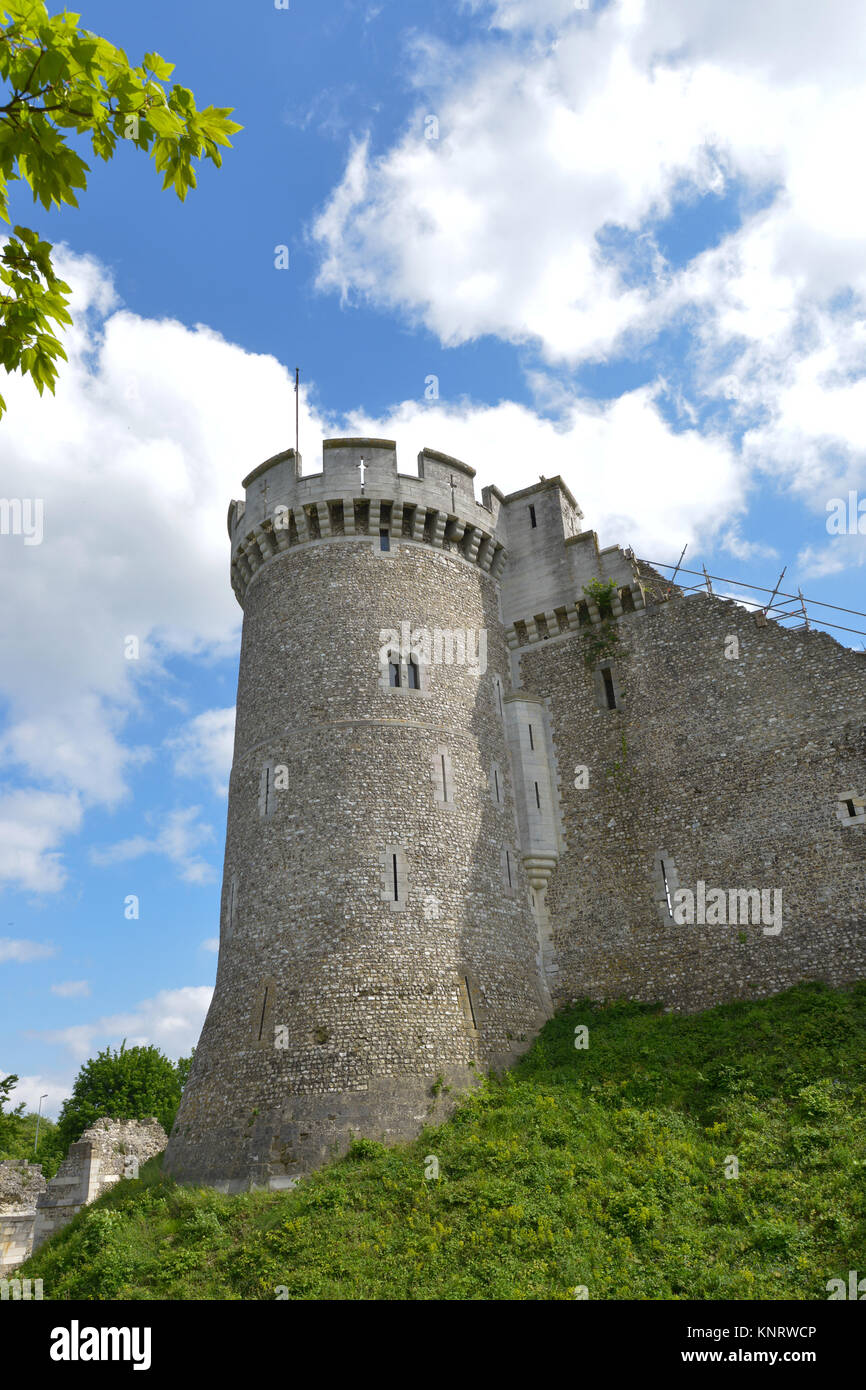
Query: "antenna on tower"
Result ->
[[294, 366, 300, 461]]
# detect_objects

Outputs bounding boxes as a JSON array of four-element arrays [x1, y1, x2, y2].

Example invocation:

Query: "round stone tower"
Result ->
[[163, 438, 550, 1189]]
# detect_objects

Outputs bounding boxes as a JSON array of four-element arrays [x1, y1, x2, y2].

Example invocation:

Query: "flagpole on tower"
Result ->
[[295, 366, 300, 461]]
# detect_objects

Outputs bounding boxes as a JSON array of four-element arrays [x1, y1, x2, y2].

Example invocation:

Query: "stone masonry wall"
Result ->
[[522, 591, 866, 1011], [31, 1117, 167, 1254], [164, 533, 547, 1188], [0, 1162, 46, 1274]]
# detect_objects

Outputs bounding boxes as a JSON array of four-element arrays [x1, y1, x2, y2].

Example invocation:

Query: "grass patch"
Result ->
[[18, 981, 866, 1300]]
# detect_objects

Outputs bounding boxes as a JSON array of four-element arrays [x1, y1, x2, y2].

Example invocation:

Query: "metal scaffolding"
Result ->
[[639, 559, 866, 642]]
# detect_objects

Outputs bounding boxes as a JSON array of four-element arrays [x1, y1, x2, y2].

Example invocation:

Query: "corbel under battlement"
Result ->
[[228, 438, 511, 604]]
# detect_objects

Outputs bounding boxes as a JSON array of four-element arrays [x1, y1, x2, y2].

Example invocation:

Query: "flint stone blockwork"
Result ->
[[0, 1162, 47, 1274], [164, 438, 866, 1190], [31, 1118, 167, 1254]]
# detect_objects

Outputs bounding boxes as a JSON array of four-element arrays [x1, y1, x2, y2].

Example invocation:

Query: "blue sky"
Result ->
[[1, 0, 864, 1117]]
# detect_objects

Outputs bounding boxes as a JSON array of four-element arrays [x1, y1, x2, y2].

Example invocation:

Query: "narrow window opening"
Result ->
[[407, 657, 420, 689], [535, 613, 550, 640], [514, 620, 529, 647], [327, 500, 345, 535], [494, 678, 503, 717], [494, 768, 500, 802], [389, 661, 401, 687], [392, 853, 399, 902], [602, 668, 617, 710], [529, 504, 537, 528], [534, 781, 541, 809], [577, 600, 590, 626], [257, 986, 269, 1042], [402, 504, 417, 538], [305, 505, 321, 539], [379, 529, 390, 551], [264, 764, 271, 816], [506, 850, 513, 887], [528, 724, 534, 750], [464, 977, 478, 1029], [845, 799, 857, 818], [227, 875, 237, 935], [441, 754, 449, 802], [659, 860, 673, 918], [620, 585, 636, 613]]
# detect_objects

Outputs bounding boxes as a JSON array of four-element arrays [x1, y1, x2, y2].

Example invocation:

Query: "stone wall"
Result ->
[[522, 591, 866, 1011], [31, 1118, 167, 1255], [0, 1162, 46, 1274], [165, 515, 547, 1189]]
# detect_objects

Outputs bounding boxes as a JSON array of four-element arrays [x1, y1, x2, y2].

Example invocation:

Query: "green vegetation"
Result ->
[[0, 1071, 25, 1151], [581, 579, 622, 668], [2, 1045, 190, 1178], [18, 983, 866, 1300], [46, 1043, 192, 1165], [583, 577, 619, 617], [0, 0, 240, 416], [606, 730, 631, 795], [1, 1072, 60, 1173]]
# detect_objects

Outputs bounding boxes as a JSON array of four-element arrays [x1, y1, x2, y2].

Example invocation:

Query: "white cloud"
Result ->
[[90, 807, 218, 885], [718, 533, 779, 564], [37, 985, 214, 1062], [340, 384, 744, 560], [796, 537, 866, 583], [200, 938, 220, 954], [0, 789, 83, 893], [167, 707, 236, 798], [50, 980, 91, 998], [0, 246, 331, 890], [0, 937, 56, 964], [313, 0, 866, 516], [1, 1068, 74, 1120]]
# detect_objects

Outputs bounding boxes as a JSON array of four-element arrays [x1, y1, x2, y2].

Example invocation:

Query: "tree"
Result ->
[[53, 1041, 187, 1154], [0, 1071, 26, 1155], [0, 1102, 60, 1173], [0, 0, 241, 417]]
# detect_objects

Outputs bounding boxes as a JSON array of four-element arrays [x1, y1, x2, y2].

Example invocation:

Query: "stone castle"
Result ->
[[162, 438, 866, 1191]]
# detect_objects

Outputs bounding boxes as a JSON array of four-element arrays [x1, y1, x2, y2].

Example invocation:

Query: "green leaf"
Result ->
[[143, 102, 180, 138], [143, 50, 174, 81]]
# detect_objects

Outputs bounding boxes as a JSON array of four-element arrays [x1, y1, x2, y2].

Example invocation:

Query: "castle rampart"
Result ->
[[165, 437, 865, 1188]]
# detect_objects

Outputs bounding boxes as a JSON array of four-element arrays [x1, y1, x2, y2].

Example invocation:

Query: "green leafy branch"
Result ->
[[0, 0, 242, 417]]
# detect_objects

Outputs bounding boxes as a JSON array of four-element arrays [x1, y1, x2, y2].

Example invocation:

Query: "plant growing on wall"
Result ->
[[581, 579, 621, 668], [583, 577, 618, 618], [606, 730, 631, 795]]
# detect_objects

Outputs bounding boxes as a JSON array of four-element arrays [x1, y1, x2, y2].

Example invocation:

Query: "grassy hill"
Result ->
[[19, 981, 866, 1300]]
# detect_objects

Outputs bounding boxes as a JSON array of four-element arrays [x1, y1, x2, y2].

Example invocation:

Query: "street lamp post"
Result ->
[[34, 1093, 48, 1154]]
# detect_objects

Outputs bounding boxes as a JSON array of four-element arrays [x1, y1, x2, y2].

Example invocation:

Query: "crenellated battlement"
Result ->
[[228, 438, 510, 603], [236, 438, 482, 526], [227, 438, 651, 625]]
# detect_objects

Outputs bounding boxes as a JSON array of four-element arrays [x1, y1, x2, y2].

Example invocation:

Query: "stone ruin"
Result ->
[[0, 1161, 47, 1276], [0, 1116, 167, 1273]]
